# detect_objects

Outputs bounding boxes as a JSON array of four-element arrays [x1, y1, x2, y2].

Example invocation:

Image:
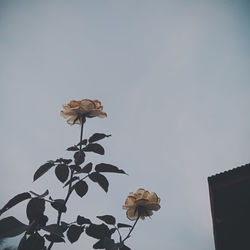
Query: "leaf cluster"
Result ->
[[0, 132, 132, 250]]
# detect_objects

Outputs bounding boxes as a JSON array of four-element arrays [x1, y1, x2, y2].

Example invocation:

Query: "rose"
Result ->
[[60, 99, 107, 125], [122, 188, 161, 221]]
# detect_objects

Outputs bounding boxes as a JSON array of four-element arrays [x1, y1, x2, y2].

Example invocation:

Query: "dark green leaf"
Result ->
[[63, 176, 79, 188], [0, 192, 31, 215], [119, 244, 131, 250], [67, 146, 79, 151], [89, 133, 111, 143], [51, 199, 67, 213], [89, 172, 109, 192], [62, 159, 72, 164], [109, 228, 116, 235], [29, 189, 49, 198], [83, 143, 105, 155], [67, 225, 83, 243], [61, 221, 69, 232], [74, 151, 85, 165], [36, 214, 48, 228], [97, 215, 116, 225], [55, 164, 69, 183], [85, 223, 110, 239], [117, 223, 132, 228], [79, 162, 93, 173], [17, 235, 27, 250], [33, 162, 54, 181], [74, 180, 88, 198], [43, 224, 64, 237], [77, 139, 87, 146], [26, 198, 45, 223], [69, 164, 81, 172], [77, 215, 92, 225], [103, 237, 115, 249], [44, 233, 65, 243], [93, 239, 105, 249], [0, 216, 27, 238], [95, 164, 127, 175], [18, 233, 44, 250]]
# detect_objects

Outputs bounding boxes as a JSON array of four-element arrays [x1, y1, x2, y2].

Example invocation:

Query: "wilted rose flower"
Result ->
[[122, 188, 161, 221], [60, 99, 107, 125]]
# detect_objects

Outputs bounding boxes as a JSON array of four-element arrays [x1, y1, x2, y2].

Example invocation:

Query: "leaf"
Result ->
[[109, 228, 116, 235], [67, 146, 79, 151], [43, 224, 64, 237], [85, 223, 110, 239], [55, 164, 69, 183], [51, 199, 67, 213], [67, 225, 83, 243], [55, 158, 72, 164], [77, 215, 92, 225], [74, 180, 88, 198], [79, 162, 93, 173], [33, 162, 54, 181], [89, 172, 109, 192], [61, 221, 69, 232], [44, 233, 65, 243], [77, 139, 87, 146], [63, 176, 79, 188], [26, 215, 48, 234], [97, 215, 116, 225], [62, 159, 72, 164], [117, 223, 132, 228], [83, 143, 105, 155], [18, 233, 45, 250], [0, 192, 31, 215], [69, 164, 81, 172], [17, 235, 27, 250], [119, 244, 131, 250], [103, 237, 115, 249], [26, 198, 45, 223], [0, 216, 28, 238], [89, 133, 111, 143], [74, 150, 85, 165], [36, 215, 48, 228], [29, 189, 49, 198], [95, 163, 127, 175], [93, 239, 105, 249]]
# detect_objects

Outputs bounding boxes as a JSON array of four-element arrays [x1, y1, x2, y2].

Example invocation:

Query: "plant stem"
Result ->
[[114, 225, 122, 242], [122, 215, 140, 243], [48, 117, 85, 250]]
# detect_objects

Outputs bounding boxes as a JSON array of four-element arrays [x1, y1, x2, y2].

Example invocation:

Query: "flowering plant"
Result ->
[[0, 99, 160, 250]]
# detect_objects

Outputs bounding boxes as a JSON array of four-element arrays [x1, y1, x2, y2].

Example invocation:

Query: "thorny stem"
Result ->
[[48, 116, 85, 250], [122, 215, 140, 243]]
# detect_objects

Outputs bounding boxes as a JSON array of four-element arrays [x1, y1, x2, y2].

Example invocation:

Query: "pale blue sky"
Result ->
[[0, 1, 250, 249]]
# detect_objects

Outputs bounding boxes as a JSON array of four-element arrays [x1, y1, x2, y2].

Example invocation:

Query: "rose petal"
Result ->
[[80, 99, 96, 110], [126, 208, 139, 221], [124, 196, 136, 206], [67, 115, 79, 125], [147, 192, 160, 203], [60, 111, 71, 118], [87, 110, 107, 118], [68, 100, 81, 108], [135, 199, 148, 207], [145, 203, 161, 211]]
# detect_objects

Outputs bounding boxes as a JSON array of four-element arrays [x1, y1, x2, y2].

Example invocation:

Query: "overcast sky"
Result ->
[[0, 0, 250, 249]]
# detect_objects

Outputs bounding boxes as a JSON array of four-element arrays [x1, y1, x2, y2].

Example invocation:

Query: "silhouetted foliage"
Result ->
[[0, 101, 160, 250]]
